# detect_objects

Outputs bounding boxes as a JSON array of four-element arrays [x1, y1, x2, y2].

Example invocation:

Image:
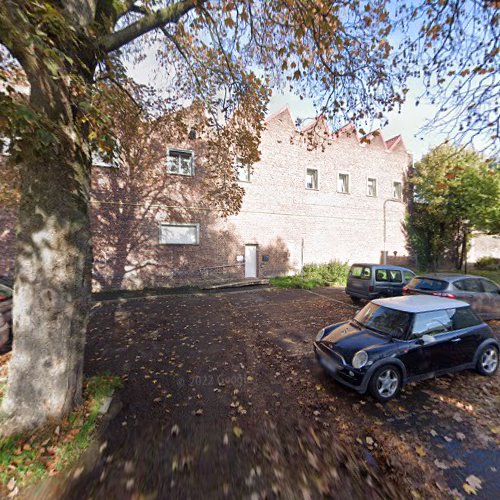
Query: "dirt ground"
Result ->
[[27, 287, 499, 499]]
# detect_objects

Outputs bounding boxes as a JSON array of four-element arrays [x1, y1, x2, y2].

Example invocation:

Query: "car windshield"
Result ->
[[354, 303, 411, 339], [408, 277, 447, 291]]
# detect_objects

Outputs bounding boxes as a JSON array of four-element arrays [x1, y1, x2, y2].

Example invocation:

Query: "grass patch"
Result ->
[[0, 373, 122, 490], [270, 260, 350, 289]]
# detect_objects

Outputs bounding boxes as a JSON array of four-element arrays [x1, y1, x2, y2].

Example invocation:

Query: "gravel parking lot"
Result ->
[[32, 287, 499, 499]]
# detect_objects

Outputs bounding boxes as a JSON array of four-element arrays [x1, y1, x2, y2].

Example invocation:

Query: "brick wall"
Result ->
[[11, 108, 498, 291]]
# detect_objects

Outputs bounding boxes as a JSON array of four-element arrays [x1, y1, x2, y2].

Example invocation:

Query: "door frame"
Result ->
[[244, 244, 258, 278]]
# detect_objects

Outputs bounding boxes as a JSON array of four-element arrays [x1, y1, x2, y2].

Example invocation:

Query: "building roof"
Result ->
[[264, 108, 408, 153], [372, 295, 469, 313]]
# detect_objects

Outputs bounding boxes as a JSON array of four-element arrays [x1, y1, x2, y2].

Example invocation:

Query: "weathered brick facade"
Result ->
[[1, 107, 421, 290], [88, 107, 413, 290]]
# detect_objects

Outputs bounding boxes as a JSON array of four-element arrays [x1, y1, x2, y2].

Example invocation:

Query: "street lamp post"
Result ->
[[383, 198, 403, 265]]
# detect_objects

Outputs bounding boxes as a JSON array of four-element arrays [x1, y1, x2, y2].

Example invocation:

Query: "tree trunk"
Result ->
[[0, 68, 92, 434]]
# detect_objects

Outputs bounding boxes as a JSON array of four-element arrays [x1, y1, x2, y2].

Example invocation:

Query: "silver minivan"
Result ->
[[345, 264, 415, 305]]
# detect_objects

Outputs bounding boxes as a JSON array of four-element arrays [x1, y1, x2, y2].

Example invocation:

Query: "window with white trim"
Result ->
[[159, 223, 199, 245], [235, 158, 251, 182], [337, 172, 350, 193], [306, 168, 318, 190], [92, 149, 120, 168], [0, 137, 11, 156], [167, 148, 194, 176], [393, 181, 403, 199], [367, 177, 377, 197]]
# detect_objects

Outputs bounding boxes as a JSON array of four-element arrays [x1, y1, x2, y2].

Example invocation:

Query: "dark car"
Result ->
[[403, 273, 500, 320], [345, 263, 415, 304], [314, 295, 498, 401], [0, 279, 13, 349]]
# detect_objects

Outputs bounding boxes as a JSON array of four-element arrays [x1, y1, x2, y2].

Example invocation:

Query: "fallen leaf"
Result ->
[[415, 445, 426, 457], [430, 429, 438, 437], [434, 459, 449, 470], [456, 432, 466, 441], [171, 424, 180, 437], [463, 483, 477, 495], [233, 426, 243, 439], [465, 475, 482, 491]]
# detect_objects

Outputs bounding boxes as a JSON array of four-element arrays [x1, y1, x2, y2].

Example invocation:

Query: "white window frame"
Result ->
[[167, 147, 195, 176], [235, 157, 251, 182], [337, 172, 350, 194], [305, 167, 319, 190], [0, 137, 11, 156], [393, 180, 403, 200], [366, 177, 377, 197], [159, 222, 200, 245]]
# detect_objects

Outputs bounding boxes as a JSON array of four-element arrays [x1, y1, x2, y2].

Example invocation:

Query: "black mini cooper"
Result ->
[[314, 295, 498, 401]]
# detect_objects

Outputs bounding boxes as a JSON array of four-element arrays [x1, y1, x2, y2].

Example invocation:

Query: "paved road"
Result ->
[[33, 287, 499, 499]]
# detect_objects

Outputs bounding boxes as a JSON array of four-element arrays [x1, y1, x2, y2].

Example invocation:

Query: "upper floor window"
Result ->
[[367, 177, 377, 197], [0, 137, 11, 156], [236, 158, 251, 182], [92, 148, 120, 168], [167, 148, 194, 176], [337, 172, 350, 194], [393, 181, 403, 199], [306, 168, 318, 190]]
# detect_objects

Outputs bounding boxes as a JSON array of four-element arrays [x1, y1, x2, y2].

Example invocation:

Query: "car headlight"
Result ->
[[316, 328, 325, 341], [352, 350, 368, 369]]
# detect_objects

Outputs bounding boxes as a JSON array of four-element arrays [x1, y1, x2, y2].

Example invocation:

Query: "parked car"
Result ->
[[403, 273, 500, 320], [314, 295, 498, 402], [345, 263, 415, 304], [0, 279, 13, 349]]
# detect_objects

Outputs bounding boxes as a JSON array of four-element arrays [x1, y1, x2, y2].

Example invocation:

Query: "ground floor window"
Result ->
[[159, 223, 199, 245]]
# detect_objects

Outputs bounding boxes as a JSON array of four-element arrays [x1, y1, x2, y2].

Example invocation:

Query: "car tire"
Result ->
[[476, 345, 499, 376], [350, 296, 362, 305], [369, 365, 402, 402]]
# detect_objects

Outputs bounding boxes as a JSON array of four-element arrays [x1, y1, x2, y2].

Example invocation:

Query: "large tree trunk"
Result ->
[[0, 66, 92, 434]]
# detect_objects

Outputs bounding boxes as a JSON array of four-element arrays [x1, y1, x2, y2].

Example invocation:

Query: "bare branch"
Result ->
[[100, 0, 201, 53]]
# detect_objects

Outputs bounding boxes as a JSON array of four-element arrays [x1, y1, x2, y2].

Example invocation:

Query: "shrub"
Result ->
[[302, 260, 350, 286], [475, 256, 500, 270]]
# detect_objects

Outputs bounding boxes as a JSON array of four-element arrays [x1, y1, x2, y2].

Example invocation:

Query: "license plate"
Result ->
[[320, 356, 339, 373]]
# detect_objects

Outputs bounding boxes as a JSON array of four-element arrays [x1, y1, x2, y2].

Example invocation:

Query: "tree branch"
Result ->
[[100, 0, 201, 53]]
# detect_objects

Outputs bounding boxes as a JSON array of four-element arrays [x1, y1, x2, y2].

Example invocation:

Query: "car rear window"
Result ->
[[408, 277, 447, 292], [350, 266, 371, 280]]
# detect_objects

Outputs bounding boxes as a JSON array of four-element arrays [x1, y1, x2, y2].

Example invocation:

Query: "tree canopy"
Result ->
[[408, 143, 500, 270]]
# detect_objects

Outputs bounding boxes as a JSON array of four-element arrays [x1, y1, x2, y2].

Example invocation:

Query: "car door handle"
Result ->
[[451, 338, 461, 343]]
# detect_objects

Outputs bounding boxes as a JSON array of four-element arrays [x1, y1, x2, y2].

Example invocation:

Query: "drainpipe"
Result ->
[[383, 198, 403, 265]]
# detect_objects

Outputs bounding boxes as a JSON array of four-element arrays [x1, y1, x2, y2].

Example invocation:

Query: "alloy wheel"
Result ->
[[480, 348, 498, 374], [376, 368, 399, 398]]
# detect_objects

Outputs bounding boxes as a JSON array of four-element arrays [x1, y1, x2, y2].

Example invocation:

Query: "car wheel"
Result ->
[[476, 345, 499, 376], [351, 296, 362, 305], [369, 365, 402, 402]]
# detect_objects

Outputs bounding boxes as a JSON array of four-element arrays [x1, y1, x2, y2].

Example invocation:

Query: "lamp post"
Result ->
[[383, 198, 403, 265]]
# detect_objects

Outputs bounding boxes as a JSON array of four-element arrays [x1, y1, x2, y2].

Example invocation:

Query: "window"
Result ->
[[389, 270, 402, 282], [0, 137, 11, 156], [411, 310, 452, 338], [351, 266, 371, 280], [404, 271, 414, 282], [407, 277, 447, 292], [167, 148, 194, 176], [454, 279, 482, 292], [92, 149, 120, 168], [355, 303, 411, 338], [393, 181, 403, 199], [306, 168, 318, 190], [367, 177, 377, 197], [480, 279, 499, 293], [159, 223, 199, 245], [447, 307, 482, 330], [235, 158, 251, 182], [337, 172, 350, 193], [375, 269, 389, 282]]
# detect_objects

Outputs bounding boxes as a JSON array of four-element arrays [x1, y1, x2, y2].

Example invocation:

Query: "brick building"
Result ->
[[89, 106, 414, 289], [1, 107, 415, 290], [2, 106, 498, 290]]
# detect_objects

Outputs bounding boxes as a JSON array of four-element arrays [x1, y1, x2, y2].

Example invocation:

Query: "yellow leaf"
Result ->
[[415, 445, 426, 457], [233, 426, 243, 439], [463, 483, 477, 495]]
